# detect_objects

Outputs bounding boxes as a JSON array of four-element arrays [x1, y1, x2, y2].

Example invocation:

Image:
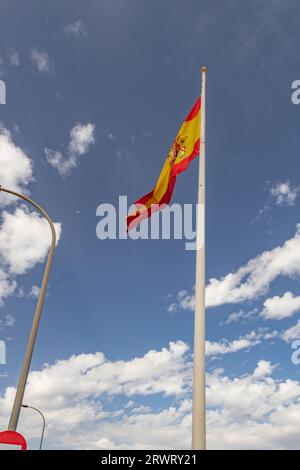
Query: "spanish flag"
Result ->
[[127, 97, 201, 230]]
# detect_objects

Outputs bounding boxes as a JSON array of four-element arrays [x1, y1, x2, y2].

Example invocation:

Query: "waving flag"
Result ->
[[127, 98, 201, 230]]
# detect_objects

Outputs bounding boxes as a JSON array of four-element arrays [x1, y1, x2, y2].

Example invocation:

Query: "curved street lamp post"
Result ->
[[0, 186, 56, 432], [22, 404, 46, 450]]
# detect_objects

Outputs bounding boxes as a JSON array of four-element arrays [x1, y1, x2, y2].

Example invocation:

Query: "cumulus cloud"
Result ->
[[0, 206, 61, 275], [45, 123, 95, 176], [0, 127, 56, 304], [206, 331, 261, 357], [0, 127, 33, 206], [64, 20, 86, 37], [0, 268, 16, 306], [169, 225, 300, 311], [30, 48, 52, 73], [69, 123, 95, 156], [261, 292, 300, 320], [207, 361, 300, 450], [253, 360, 274, 378], [0, 341, 192, 449], [1, 342, 300, 449], [281, 320, 300, 343], [0, 126, 62, 308], [270, 181, 299, 207], [26, 340, 190, 402], [252, 180, 299, 225], [0, 199, 61, 304], [205, 225, 300, 307]]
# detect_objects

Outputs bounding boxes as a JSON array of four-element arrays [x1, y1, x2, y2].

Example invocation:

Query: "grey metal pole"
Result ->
[[22, 404, 46, 450], [0, 186, 56, 432], [192, 66, 207, 450]]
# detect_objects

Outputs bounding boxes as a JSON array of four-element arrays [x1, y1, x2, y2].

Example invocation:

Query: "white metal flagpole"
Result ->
[[192, 66, 207, 450]]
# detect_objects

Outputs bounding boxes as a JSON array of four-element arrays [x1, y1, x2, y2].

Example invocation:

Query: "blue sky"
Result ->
[[1, 0, 300, 449]]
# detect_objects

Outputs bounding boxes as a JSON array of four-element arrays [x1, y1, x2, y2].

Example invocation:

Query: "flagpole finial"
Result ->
[[201, 66, 207, 73]]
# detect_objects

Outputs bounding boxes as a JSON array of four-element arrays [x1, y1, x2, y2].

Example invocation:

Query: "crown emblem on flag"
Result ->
[[169, 136, 186, 165]]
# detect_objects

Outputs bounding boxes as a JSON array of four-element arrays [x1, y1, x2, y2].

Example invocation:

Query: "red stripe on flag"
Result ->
[[185, 97, 201, 122], [134, 189, 154, 206], [171, 139, 200, 176], [127, 175, 177, 231]]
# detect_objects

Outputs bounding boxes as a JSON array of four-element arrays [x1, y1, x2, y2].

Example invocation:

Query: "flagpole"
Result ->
[[192, 66, 207, 450]]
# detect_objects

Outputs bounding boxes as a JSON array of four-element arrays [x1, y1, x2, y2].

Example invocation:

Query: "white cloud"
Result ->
[[167, 289, 195, 312], [166, 303, 177, 313], [170, 224, 300, 311], [0, 313, 15, 328], [0, 127, 62, 307], [252, 180, 299, 224], [28, 285, 40, 298], [30, 48, 51, 73], [69, 123, 95, 156], [261, 292, 300, 320], [64, 20, 86, 37], [44, 150, 66, 172], [0, 268, 16, 306], [222, 309, 258, 325], [0, 126, 38, 303], [270, 181, 299, 207], [0, 206, 61, 275], [0, 127, 37, 304], [7, 49, 20, 67], [206, 362, 300, 450], [281, 320, 300, 343], [0, 127, 33, 207], [1, 343, 300, 449], [45, 123, 95, 176], [26, 341, 190, 402], [206, 331, 261, 357], [253, 360, 274, 378], [4, 314, 15, 327], [0, 341, 192, 449]]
